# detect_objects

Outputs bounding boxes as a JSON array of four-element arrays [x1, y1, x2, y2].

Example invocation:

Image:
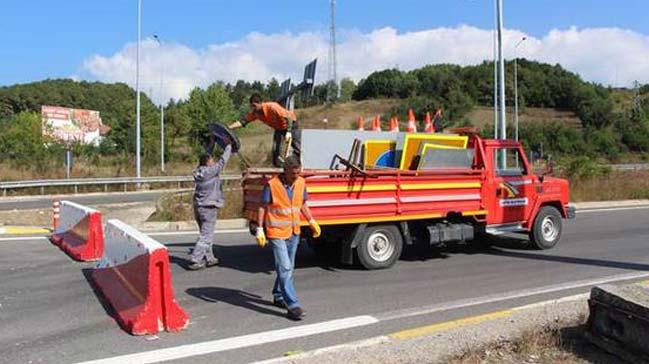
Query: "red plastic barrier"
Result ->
[[91, 219, 189, 335], [50, 200, 104, 261]]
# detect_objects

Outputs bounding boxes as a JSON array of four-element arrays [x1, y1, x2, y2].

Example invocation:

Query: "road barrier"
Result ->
[[50, 200, 104, 261], [91, 219, 189, 335]]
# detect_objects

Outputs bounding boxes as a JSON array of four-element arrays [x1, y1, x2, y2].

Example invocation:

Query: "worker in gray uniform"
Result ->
[[188, 138, 232, 270]]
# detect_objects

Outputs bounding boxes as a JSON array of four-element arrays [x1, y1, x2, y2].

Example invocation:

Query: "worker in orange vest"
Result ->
[[228, 93, 300, 167], [255, 155, 320, 320]]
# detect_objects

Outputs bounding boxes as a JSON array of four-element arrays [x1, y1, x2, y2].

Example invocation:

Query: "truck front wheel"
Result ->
[[357, 225, 403, 269], [530, 206, 563, 250]]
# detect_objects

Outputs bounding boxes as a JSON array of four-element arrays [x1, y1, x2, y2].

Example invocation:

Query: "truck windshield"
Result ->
[[494, 148, 527, 177]]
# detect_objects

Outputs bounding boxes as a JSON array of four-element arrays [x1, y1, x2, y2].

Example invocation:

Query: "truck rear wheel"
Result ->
[[530, 206, 562, 250], [357, 225, 403, 270]]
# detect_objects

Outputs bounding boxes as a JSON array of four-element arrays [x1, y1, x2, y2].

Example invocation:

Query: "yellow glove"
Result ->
[[309, 219, 321, 238], [255, 227, 267, 248]]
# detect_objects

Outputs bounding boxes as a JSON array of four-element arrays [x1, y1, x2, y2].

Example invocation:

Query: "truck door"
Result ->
[[486, 147, 536, 226]]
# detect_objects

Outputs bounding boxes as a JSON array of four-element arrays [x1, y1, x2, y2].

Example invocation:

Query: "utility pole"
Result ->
[[153, 34, 165, 172], [496, 0, 506, 142], [514, 36, 526, 141], [135, 0, 142, 179], [492, 0, 498, 139], [328, 0, 339, 102]]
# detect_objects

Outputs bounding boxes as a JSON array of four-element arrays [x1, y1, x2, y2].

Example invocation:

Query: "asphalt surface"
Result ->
[[0, 191, 172, 211], [1, 207, 649, 364]]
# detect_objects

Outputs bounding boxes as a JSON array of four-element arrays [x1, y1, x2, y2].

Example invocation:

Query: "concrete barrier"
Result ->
[[91, 219, 189, 335], [586, 283, 649, 363], [50, 200, 104, 261]]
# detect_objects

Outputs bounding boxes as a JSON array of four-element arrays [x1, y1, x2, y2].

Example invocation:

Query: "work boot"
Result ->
[[187, 261, 206, 271], [273, 298, 286, 308], [287, 306, 305, 321], [206, 257, 220, 267]]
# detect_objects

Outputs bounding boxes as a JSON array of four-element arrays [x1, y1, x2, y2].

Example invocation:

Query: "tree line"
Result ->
[[1, 60, 648, 173]]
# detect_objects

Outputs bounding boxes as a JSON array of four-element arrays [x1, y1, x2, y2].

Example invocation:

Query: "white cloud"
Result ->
[[81, 25, 649, 104]]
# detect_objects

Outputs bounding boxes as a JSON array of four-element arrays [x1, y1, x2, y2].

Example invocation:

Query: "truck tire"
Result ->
[[530, 206, 562, 250], [356, 225, 403, 270]]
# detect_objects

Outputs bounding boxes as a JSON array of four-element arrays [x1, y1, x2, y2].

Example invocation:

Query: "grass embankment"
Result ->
[[448, 318, 616, 364]]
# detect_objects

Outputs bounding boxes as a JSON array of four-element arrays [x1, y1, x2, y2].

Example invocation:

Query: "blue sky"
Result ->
[[2, 0, 648, 96]]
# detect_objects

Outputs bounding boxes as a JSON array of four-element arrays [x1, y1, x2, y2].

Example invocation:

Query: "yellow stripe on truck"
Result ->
[[307, 184, 397, 193], [307, 182, 481, 193], [301, 212, 444, 226], [401, 182, 481, 190]]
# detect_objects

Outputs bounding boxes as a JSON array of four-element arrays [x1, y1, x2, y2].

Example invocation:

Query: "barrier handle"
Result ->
[[53, 200, 60, 230]]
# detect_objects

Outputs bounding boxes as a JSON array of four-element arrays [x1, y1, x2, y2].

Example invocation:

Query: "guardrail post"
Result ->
[[40, 186, 44, 195], [3, 188, 7, 197], [74, 184, 78, 194], [104, 184, 108, 193], [124, 183, 127, 192]]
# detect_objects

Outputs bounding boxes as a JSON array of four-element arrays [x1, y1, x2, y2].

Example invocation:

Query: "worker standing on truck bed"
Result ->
[[228, 93, 301, 167], [188, 136, 232, 270], [255, 155, 321, 320]]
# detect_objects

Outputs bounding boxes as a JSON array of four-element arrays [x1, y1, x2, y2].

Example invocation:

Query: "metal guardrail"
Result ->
[[0, 175, 241, 196], [1, 163, 647, 196], [609, 164, 649, 171]]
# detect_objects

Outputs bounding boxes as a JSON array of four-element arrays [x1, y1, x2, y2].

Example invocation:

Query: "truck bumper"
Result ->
[[566, 204, 576, 219]]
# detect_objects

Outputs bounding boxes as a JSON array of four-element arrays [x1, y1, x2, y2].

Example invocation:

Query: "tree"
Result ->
[[339, 78, 356, 102], [183, 84, 238, 151]]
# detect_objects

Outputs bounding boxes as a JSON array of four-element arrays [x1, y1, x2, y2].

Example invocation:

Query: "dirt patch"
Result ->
[[448, 322, 618, 364], [465, 106, 582, 128]]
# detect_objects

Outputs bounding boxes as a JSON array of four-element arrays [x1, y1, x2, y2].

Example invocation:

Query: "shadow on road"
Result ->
[[166, 242, 339, 273], [401, 234, 649, 272], [186, 286, 287, 318]]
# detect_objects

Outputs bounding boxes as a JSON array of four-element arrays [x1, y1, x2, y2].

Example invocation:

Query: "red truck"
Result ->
[[243, 132, 574, 270]]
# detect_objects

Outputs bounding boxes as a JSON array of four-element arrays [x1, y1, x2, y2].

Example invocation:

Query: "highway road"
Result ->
[[0, 190, 176, 211], [1, 206, 648, 364]]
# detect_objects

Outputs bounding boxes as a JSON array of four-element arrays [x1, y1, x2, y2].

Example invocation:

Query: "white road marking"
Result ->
[[72, 315, 379, 364], [377, 271, 649, 321], [577, 205, 649, 213], [0, 236, 48, 242]]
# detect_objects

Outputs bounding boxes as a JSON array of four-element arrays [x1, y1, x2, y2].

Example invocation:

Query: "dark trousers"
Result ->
[[272, 121, 301, 167]]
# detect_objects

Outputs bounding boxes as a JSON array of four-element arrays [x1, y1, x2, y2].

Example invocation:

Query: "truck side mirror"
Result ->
[[539, 155, 553, 183]]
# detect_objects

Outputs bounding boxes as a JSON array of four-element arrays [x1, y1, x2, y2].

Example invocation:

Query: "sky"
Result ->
[[2, 0, 649, 104]]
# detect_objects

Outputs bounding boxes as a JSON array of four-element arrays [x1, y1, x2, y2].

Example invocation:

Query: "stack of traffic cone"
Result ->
[[357, 116, 365, 131], [406, 108, 417, 132], [424, 112, 434, 133], [389, 117, 399, 132], [372, 115, 382, 131]]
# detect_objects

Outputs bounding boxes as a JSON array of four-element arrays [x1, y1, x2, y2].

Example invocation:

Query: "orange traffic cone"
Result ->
[[424, 112, 434, 133], [357, 116, 365, 131], [389, 117, 399, 132], [406, 108, 417, 132], [372, 115, 382, 131]]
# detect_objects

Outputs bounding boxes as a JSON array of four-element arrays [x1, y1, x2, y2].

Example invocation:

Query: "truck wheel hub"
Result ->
[[367, 232, 394, 262], [541, 216, 558, 241]]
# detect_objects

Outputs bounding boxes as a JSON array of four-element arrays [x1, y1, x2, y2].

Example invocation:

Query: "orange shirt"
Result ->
[[245, 102, 296, 130]]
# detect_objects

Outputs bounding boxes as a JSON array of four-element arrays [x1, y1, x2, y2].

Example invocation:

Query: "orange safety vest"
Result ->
[[264, 176, 305, 239]]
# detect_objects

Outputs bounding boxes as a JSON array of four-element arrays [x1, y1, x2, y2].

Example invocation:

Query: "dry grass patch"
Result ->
[[448, 320, 616, 364], [568, 170, 649, 201]]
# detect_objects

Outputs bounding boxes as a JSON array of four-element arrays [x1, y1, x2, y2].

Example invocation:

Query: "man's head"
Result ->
[[283, 155, 301, 184], [249, 93, 263, 112], [199, 153, 215, 167]]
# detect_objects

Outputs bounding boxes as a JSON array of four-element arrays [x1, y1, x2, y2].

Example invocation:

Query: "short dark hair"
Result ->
[[249, 93, 262, 104], [284, 155, 301, 169], [199, 153, 213, 166]]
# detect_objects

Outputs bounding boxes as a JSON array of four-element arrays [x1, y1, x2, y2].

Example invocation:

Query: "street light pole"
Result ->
[[514, 36, 526, 142], [496, 0, 506, 141], [153, 34, 165, 172], [135, 0, 142, 179]]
